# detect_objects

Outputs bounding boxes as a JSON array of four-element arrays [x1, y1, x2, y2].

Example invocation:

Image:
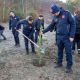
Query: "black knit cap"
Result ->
[[51, 4, 60, 14]]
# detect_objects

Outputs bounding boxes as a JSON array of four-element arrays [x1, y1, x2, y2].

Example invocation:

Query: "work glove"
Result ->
[[69, 37, 74, 42]]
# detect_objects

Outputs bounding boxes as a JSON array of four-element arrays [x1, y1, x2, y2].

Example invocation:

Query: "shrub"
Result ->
[[27, 9, 37, 19]]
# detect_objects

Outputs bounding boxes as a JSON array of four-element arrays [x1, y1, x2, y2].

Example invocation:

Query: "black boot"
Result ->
[[78, 49, 80, 54], [54, 64, 63, 68], [26, 48, 29, 55], [14, 44, 17, 46], [1, 34, 6, 40], [14, 43, 20, 47], [16, 44, 20, 47], [32, 51, 36, 55], [65, 68, 73, 73], [3, 37, 6, 40], [72, 50, 75, 54]]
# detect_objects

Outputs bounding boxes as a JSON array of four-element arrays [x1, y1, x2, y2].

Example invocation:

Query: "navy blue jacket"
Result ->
[[43, 9, 76, 38], [34, 19, 44, 31], [16, 19, 35, 37], [9, 15, 20, 30], [75, 15, 80, 34]]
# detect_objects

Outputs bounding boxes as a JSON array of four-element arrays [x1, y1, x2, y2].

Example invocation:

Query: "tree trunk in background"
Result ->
[[0, 0, 67, 22], [21, 0, 25, 14], [2, 0, 6, 22]]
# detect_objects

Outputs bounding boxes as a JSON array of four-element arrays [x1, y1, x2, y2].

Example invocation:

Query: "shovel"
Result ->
[[17, 30, 45, 54]]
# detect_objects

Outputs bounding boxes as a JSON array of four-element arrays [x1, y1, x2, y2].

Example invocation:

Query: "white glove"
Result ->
[[69, 37, 74, 42]]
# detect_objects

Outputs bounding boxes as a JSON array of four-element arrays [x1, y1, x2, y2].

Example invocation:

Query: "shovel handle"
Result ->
[[17, 30, 40, 48]]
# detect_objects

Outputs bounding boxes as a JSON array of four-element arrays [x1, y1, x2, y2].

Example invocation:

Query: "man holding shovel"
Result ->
[[16, 16, 35, 54]]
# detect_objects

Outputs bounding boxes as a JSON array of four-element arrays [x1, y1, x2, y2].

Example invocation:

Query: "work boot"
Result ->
[[72, 50, 75, 54], [14, 44, 20, 47], [31, 51, 36, 55], [78, 49, 80, 54], [65, 68, 73, 73], [54, 64, 63, 68], [16, 44, 20, 47], [26, 48, 29, 55], [14, 44, 17, 46], [3, 37, 6, 40]]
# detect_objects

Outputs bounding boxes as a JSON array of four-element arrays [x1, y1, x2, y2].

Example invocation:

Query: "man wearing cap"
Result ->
[[42, 5, 76, 73]]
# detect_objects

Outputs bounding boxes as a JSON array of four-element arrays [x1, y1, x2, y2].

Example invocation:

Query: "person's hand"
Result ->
[[42, 28, 44, 31], [18, 29, 21, 31], [35, 30, 37, 32], [14, 27, 16, 30], [40, 31, 43, 35], [69, 37, 74, 42], [16, 29, 21, 32], [35, 30, 39, 32]]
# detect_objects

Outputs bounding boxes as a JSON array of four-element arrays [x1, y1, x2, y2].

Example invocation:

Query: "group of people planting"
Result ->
[[0, 4, 80, 73], [9, 11, 44, 54]]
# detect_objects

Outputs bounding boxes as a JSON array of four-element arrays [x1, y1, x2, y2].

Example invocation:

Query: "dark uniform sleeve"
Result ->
[[16, 20, 24, 30], [42, 20, 56, 34], [34, 20, 38, 30], [17, 16, 21, 21], [29, 23, 35, 38], [68, 12, 76, 38], [29, 29, 35, 38], [34, 19, 40, 31]]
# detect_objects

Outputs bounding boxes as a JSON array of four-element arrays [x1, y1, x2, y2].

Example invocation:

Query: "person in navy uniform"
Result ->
[[72, 10, 80, 54], [0, 25, 6, 40], [34, 15, 44, 43], [16, 16, 35, 54], [42, 5, 76, 73], [9, 11, 20, 47]]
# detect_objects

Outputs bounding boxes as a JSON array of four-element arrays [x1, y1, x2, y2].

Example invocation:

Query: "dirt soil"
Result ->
[[0, 23, 80, 80]]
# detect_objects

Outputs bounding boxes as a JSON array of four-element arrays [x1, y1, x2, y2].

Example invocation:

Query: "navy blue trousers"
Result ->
[[12, 29, 20, 45], [35, 31, 39, 43], [24, 34, 35, 53], [72, 34, 80, 51], [56, 36, 73, 69]]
